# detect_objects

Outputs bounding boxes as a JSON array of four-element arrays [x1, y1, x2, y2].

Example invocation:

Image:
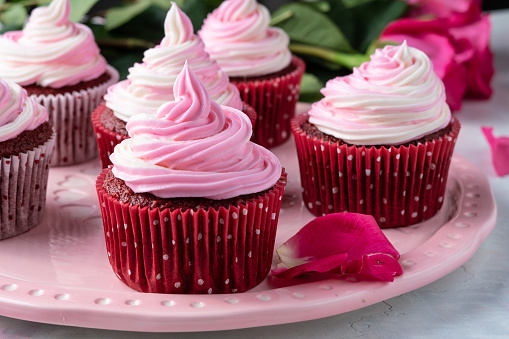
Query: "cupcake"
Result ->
[[291, 42, 460, 228], [92, 2, 256, 169], [0, 78, 55, 239], [0, 0, 119, 166], [198, 0, 305, 149], [96, 62, 286, 294]]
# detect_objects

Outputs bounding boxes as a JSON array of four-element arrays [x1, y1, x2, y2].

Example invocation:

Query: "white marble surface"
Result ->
[[1, 9, 509, 339]]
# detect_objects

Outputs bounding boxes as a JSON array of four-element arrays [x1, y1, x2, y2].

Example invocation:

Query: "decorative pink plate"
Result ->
[[0, 128, 496, 332]]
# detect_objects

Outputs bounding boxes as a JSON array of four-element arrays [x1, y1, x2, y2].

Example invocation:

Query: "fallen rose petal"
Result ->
[[272, 213, 403, 282], [272, 253, 349, 280], [481, 126, 509, 176]]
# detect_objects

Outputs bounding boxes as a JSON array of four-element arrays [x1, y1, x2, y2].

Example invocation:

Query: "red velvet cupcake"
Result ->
[[199, 0, 305, 149], [0, 0, 118, 166], [92, 3, 255, 169], [291, 42, 460, 228], [96, 63, 285, 294], [0, 78, 55, 239]]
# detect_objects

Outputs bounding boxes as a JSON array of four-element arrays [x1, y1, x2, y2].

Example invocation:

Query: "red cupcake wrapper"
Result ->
[[33, 66, 119, 166], [92, 102, 258, 169], [96, 170, 287, 294], [232, 55, 305, 149], [91, 103, 126, 169], [291, 113, 461, 228], [0, 131, 55, 239]]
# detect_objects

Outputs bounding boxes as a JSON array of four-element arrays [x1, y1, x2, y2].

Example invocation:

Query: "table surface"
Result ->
[[2, 9, 509, 339]]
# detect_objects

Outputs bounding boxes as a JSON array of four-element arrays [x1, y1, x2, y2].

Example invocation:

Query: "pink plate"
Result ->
[[0, 128, 496, 332]]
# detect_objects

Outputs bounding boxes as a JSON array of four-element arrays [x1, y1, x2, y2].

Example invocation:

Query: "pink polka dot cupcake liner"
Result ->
[[0, 131, 55, 240], [292, 113, 461, 228], [95, 169, 287, 294], [232, 55, 305, 149], [33, 66, 119, 166], [92, 102, 258, 169]]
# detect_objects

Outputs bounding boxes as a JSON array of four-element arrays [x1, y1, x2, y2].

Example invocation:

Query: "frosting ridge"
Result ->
[[198, 0, 292, 77], [110, 62, 281, 200], [0, 78, 49, 143], [0, 0, 107, 88], [105, 2, 242, 123], [308, 41, 452, 145]]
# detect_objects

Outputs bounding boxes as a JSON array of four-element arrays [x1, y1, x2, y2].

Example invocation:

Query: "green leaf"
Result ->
[[35, 0, 52, 6], [148, 0, 173, 10], [290, 43, 369, 70], [324, 0, 355, 44], [105, 0, 151, 31], [341, 0, 377, 8], [0, 3, 27, 28], [181, 0, 222, 32], [107, 5, 166, 42], [101, 48, 144, 80], [69, 0, 99, 22], [272, 3, 355, 53], [299, 73, 324, 103], [351, 0, 408, 53]]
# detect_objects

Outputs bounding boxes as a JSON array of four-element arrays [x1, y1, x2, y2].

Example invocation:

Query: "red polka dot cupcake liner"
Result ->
[[91, 102, 125, 169], [96, 169, 287, 294], [292, 113, 461, 228], [0, 131, 55, 239], [232, 55, 305, 149], [92, 102, 258, 169], [33, 66, 119, 166]]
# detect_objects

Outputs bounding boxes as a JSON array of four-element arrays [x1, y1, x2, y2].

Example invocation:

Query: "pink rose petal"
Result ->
[[481, 127, 509, 176], [272, 213, 403, 282]]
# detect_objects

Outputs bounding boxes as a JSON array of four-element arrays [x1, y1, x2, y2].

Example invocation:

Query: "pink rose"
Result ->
[[406, 0, 475, 19], [447, 4, 493, 99], [381, 0, 493, 111]]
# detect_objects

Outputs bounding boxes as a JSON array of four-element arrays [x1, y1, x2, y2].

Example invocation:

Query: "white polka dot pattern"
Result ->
[[292, 113, 461, 227], [95, 169, 287, 294]]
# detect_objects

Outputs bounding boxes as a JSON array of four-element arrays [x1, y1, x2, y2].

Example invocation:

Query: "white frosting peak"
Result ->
[[105, 2, 242, 123], [308, 42, 452, 145]]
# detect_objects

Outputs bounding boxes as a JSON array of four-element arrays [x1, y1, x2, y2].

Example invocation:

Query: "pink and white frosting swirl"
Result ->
[[0, 0, 106, 88], [0, 78, 48, 143], [198, 0, 292, 77], [308, 41, 452, 145], [105, 2, 242, 123], [110, 62, 281, 200]]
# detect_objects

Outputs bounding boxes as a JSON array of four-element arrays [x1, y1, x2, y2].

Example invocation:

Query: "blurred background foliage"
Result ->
[[0, 0, 412, 102]]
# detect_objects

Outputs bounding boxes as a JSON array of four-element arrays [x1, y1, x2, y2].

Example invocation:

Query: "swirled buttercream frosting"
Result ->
[[308, 41, 452, 145], [0, 0, 107, 88], [0, 78, 48, 143], [198, 0, 292, 77], [110, 62, 281, 200], [105, 2, 242, 123]]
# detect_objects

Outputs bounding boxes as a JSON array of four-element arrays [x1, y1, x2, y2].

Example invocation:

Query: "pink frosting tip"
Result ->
[[0, 78, 48, 142], [110, 62, 282, 200], [308, 41, 452, 145], [198, 0, 292, 77], [162, 2, 194, 46], [105, 2, 242, 123], [0, 0, 107, 88]]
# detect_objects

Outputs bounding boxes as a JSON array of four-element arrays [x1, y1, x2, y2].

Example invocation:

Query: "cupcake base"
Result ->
[[232, 55, 305, 149], [292, 113, 461, 228], [96, 169, 287, 294], [92, 102, 258, 169], [32, 65, 119, 166], [0, 131, 56, 240]]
